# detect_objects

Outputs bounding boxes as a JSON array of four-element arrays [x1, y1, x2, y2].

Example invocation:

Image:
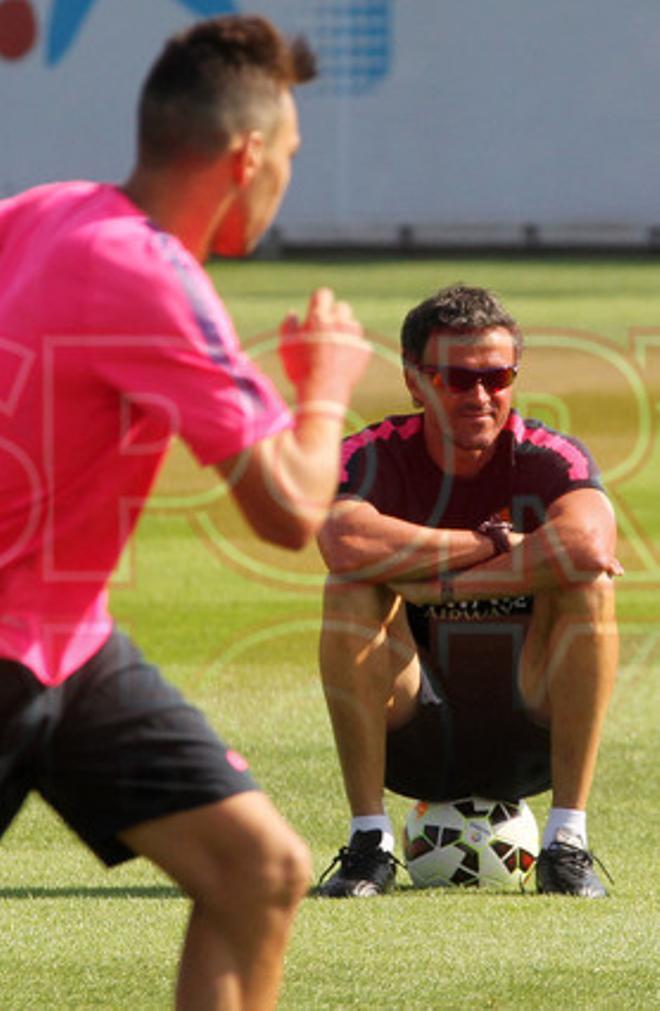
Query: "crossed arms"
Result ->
[[318, 487, 621, 604]]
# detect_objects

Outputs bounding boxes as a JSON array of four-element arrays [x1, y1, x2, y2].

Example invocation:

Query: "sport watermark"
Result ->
[[2, 323, 658, 687], [129, 325, 660, 598]]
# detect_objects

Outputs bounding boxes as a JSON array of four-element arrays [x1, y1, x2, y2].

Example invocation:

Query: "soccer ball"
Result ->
[[403, 797, 539, 889]]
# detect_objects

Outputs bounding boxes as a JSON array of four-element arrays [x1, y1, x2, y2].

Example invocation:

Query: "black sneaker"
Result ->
[[314, 830, 399, 898], [536, 833, 611, 898]]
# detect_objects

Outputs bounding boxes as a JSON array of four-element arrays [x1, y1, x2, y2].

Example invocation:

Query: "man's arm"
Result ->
[[216, 288, 371, 550], [317, 497, 500, 582], [390, 488, 621, 605]]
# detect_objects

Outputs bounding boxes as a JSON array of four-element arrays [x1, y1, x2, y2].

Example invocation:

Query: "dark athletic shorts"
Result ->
[[0, 629, 258, 866], [385, 600, 551, 802]]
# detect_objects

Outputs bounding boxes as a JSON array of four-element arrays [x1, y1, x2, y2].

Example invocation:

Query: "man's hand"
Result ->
[[279, 287, 371, 401], [216, 289, 370, 550]]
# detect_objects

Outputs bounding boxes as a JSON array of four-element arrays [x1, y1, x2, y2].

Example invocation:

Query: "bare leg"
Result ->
[[319, 578, 420, 816], [120, 792, 311, 1011], [519, 572, 619, 810]]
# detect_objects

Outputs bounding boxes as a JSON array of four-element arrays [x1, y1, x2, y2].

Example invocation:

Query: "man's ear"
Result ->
[[403, 363, 423, 409], [231, 130, 265, 186]]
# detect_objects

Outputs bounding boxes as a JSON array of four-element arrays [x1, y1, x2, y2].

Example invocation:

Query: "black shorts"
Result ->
[[385, 601, 551, 802], [0, 629, 258, 866]]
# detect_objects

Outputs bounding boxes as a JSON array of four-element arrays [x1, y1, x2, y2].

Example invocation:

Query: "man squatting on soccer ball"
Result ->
[[316, 284, 620, 899], [0, 16, 370, 1011]]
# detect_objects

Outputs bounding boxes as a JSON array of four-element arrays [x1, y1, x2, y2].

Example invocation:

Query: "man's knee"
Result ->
[[262, 826, 312, 907], [323, 576, 396, 625], [321, 579, 418, 684], [570, 570, 616, 605], [128, 795, 311, 915], [538, 571, 617, 622], [219, 818, 312, 912], [519, 572, 618, 710]]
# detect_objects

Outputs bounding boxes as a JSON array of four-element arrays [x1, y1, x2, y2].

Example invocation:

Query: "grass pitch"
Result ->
[[1, 255, 659, 1009]]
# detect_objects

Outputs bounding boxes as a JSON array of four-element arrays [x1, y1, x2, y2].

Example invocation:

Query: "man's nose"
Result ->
[[464, 379, 491, 403]]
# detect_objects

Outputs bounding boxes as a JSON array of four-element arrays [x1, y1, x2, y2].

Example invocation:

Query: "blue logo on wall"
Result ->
[[310, 1, 392, 96], [44, 0, 392, 95], [47, 0, 237, 65]]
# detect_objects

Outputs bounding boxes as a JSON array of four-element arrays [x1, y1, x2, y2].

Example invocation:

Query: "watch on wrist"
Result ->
[[477, 515, 513, 557]]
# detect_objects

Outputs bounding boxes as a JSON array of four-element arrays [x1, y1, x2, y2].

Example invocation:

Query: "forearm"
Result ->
[[217, 393, 353, 550], [267, 399, 350, 527], [453, 511, 618, 597], [319, 503, 497, 583], [391, 514, 618, 606], [451, 526, 573, 602]]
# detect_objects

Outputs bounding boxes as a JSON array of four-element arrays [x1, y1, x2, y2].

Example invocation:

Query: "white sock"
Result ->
[[542, 808, 587, 849], [350, 815, 395, 853]]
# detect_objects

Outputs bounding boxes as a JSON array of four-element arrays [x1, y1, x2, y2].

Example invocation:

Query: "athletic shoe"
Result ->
[[314, 829, 399, 898], [536, 832, 610, 897]]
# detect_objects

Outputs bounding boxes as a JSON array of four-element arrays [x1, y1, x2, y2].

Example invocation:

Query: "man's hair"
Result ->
[[137, 15, 316, 167], [401, 284, 523, 363]]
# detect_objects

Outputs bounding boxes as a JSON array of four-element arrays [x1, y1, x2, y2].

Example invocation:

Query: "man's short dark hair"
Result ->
[[137, 15, 316, 167], [401, 284, 523, 363]]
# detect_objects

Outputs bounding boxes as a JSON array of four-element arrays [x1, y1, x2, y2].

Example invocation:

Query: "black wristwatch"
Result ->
[[477, 515, 512, 556]]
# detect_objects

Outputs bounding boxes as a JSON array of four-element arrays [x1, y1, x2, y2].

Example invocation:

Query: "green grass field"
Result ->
[[1, 255, 659, 1008]]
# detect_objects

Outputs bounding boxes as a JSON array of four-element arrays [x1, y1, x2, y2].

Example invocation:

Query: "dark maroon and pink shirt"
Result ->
[[339, 410, 603, 532]]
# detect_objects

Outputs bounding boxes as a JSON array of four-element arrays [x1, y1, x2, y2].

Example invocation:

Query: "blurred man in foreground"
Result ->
[[0, 15, 369, 1009]]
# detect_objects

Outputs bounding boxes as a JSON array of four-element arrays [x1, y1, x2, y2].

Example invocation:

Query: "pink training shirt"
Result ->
[[0, 181, 292, 685]]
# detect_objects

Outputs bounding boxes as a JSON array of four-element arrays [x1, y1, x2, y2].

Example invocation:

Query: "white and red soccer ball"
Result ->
[[403, 797, 539, 889]]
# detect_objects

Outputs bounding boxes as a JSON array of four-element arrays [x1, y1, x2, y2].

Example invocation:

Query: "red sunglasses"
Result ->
[[416, 364, 518, 394]]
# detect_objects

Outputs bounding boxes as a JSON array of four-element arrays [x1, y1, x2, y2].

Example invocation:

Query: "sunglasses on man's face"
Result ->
[[416, 363, 519, 394]]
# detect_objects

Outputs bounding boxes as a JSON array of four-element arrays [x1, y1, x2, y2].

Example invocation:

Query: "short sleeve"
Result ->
[[85, 225, 292, 465], [507, 413, 605, 522], [338, 415, 424, 517]]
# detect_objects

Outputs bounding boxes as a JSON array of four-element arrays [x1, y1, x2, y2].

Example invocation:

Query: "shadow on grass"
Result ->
[[0, 885, 182, 899], [307, 882, 537, 900]]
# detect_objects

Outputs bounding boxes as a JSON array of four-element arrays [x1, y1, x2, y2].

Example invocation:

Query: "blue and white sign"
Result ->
[[1, 1, 657, 245]]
